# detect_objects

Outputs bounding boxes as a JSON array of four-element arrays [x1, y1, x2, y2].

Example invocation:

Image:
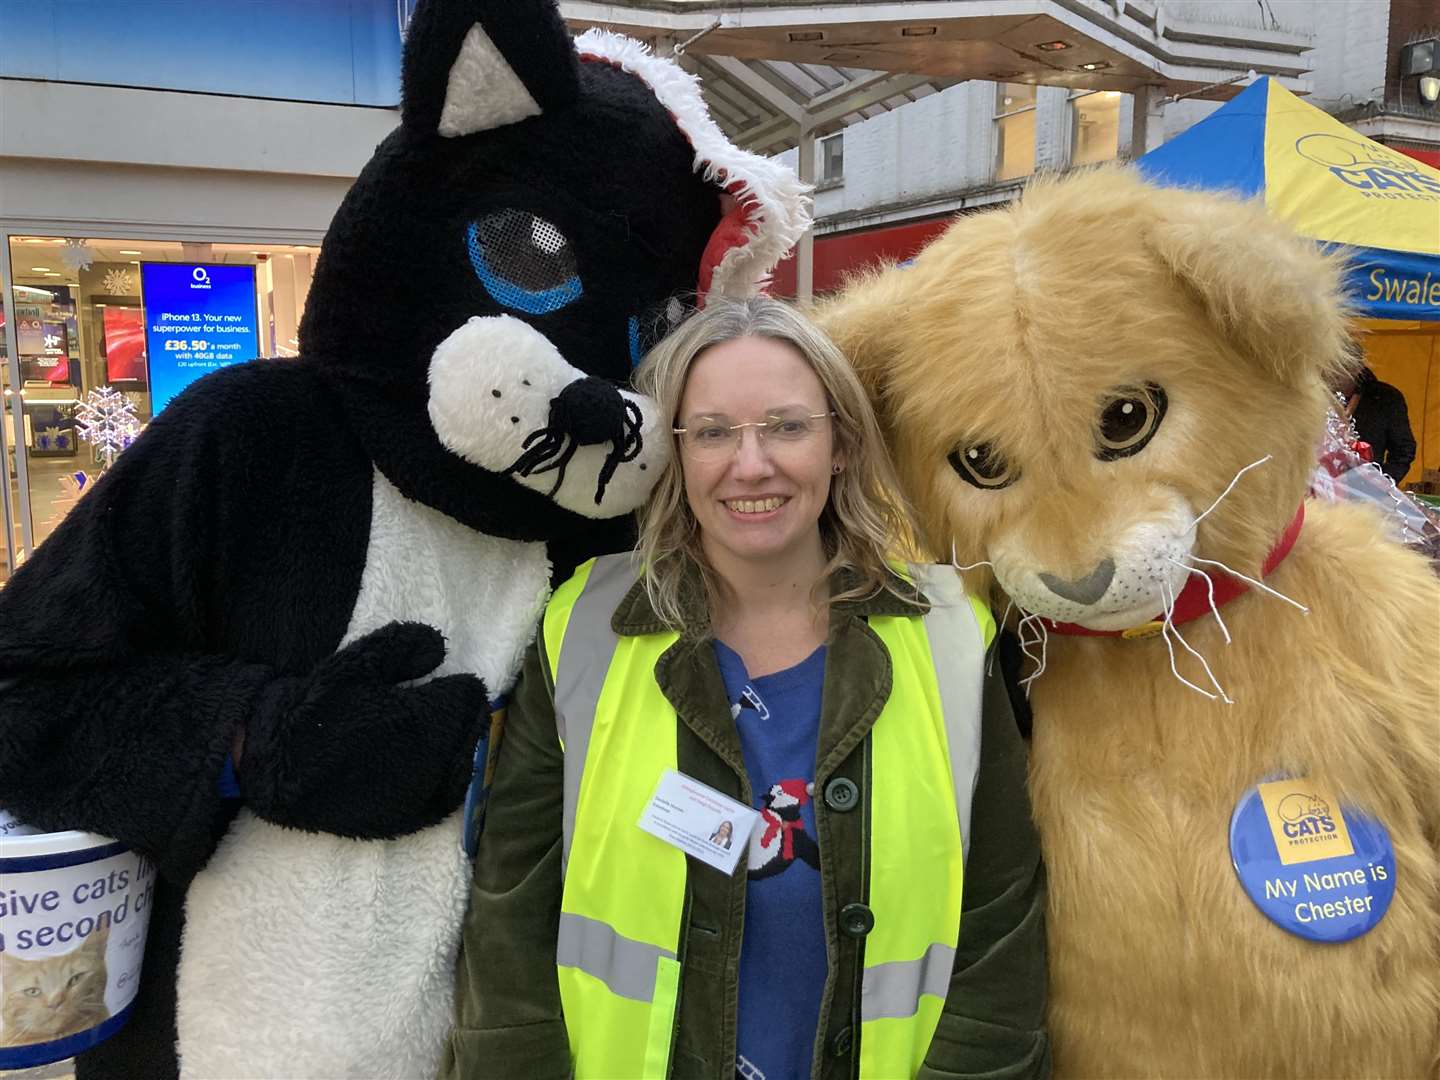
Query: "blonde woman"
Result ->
[[441, 297, 1048, 1080]]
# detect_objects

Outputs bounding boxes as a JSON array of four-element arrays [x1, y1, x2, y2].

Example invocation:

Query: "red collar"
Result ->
[[1041, 504, 1305, 640]]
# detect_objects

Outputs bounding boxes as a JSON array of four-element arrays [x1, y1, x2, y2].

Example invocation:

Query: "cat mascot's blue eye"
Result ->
[[467, 209, 582, 315], [628, 297, 691, 368], [627, 316, 643, 368]]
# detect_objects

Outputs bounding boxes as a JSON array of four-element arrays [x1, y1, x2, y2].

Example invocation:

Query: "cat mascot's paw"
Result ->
[[241, 622, 489, 838]]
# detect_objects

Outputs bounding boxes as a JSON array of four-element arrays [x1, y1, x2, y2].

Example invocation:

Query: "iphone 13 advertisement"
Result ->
[[140, 264, 259, 414]]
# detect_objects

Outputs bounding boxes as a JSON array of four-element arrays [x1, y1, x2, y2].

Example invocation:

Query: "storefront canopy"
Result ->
[[1137, 77, 1440, 322]]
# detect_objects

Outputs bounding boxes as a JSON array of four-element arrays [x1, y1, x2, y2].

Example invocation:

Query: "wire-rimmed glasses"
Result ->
[[673, 408, 836, 459]]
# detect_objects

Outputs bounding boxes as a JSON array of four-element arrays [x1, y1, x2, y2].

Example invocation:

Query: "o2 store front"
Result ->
[[0, 0, 407, 584], [1, 234, 325, 582]]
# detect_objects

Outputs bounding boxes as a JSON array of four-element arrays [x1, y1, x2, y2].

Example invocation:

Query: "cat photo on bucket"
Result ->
[[1, 927, 110, 1048]]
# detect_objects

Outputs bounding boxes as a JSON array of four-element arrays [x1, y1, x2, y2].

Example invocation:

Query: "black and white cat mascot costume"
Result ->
[[0, 1, 808, 1075]]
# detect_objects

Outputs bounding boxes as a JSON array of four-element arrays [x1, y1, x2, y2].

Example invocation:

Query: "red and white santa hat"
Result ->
[[774, 779, 812, 806], [576, 29, 813, 305]]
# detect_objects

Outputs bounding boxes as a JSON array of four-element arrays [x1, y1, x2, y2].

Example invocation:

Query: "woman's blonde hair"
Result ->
[[633, 295, 915, 629]]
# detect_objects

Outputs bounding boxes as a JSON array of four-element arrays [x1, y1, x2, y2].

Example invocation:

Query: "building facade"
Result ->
[[770, 0, 1439, 294], [0, 1, 406, 578]]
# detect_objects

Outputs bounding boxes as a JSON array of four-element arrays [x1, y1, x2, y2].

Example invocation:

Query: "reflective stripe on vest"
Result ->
[[545, 554, 684, 1080], [544, 555, 990, 1079]]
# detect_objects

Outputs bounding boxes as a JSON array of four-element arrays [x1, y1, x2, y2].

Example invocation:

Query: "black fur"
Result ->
[[0, 2, 730, 1075]]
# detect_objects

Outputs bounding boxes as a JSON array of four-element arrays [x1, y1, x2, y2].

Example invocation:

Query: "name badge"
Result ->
[[638, 769, 759, 875], [1229, 776, 1395, 943]]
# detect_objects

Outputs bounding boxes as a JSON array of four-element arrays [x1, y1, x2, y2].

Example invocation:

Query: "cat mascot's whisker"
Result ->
[[1166, 557, 1233, 645], [1159, 577, 1232, 703], [1015, 611, 1050, 697], [950, 540, 995, 574], [987, 596, 1017, 677], [1192, 454, 1273, 529], [1185, 553, 1311, 614]]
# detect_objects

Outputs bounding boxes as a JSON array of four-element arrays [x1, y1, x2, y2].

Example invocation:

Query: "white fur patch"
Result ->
[[575, 29, 811, 299], [438, 23, 541, 138], [339, 469, 552, 689], [427, 314, 670, 518], [996, 494, 1197, 630], [176, 471, 551, 1078], [177, 810, 469, 1080]]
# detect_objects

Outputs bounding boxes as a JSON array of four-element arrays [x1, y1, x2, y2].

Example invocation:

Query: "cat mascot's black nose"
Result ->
[[510, 376, 644, 505], [550, 377, 627, 446]]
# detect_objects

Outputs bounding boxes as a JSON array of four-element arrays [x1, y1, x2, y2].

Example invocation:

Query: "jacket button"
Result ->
[[839, 902, 874, 938], [828, 1025, 854, 1057], [823, 777, 859, 812]]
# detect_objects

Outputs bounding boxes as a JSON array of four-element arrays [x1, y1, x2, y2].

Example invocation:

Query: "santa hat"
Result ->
[[575, 29, 813, 304], [775, 779, 811, 806]]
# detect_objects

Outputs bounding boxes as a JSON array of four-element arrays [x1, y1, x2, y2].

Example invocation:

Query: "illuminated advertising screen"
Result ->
[[102, 306, 147, 383], [140, 264, 259, 414]]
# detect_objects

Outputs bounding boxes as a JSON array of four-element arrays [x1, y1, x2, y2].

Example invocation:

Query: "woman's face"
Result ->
[[677, 335, 838, 571]]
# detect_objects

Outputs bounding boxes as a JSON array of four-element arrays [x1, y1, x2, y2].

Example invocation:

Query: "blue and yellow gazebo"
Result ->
[[1138, 77, 1440, 487]]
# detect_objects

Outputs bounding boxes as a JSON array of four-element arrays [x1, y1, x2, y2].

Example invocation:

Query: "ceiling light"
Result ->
[[1036, 39, 1071, 51], [901, 26, 938, 37], [30, 266, 50, 272], [787, 30, 824, 43], [130, 261, 141, 265], [118, 249, 142, 255], [1080, 61, 1112, 71], [44, 272, 61, 277], [22, 238, 51, 245]]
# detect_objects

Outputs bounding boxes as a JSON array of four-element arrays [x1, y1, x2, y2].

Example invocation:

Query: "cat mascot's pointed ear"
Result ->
[[401, 0, 580, 138]]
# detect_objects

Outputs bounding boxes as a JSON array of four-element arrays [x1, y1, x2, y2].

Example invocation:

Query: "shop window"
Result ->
[[821, 134, 845, 183], [1071, 91, 1123, 166], [994, 83, 1038, 182], [3, 236, 316, 564]]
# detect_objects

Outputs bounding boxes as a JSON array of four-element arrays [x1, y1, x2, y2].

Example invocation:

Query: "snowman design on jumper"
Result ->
[[748, 780, 820, 880]]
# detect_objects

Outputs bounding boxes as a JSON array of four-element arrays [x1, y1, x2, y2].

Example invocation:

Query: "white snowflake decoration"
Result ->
[[61, 239, 98, 273], [76, 386, 141, 469], [102, 268, 135, 295]]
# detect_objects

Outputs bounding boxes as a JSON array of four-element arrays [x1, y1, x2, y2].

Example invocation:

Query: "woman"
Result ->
[[441, 298, 1048, 1080], [709, 820, 735, 850]]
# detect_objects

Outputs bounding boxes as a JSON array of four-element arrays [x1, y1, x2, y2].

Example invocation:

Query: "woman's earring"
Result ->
[[832, 464, 843, 475]]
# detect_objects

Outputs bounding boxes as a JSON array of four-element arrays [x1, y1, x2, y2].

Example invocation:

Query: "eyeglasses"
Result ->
[[673, 408, 836, 458]]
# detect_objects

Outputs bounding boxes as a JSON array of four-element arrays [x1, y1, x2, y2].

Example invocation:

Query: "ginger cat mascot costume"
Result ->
[[821, 168, 1439, 1078]]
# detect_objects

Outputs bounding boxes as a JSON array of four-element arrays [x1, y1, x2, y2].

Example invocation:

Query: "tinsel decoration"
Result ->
[[1313, 397, 1440, 567]]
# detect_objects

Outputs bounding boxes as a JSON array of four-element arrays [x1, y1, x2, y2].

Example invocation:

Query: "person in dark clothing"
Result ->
[[1343, 365, 1418, 484]]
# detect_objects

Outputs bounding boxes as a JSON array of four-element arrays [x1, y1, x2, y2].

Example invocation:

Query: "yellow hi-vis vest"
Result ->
[[542, 554, 993, 1080]]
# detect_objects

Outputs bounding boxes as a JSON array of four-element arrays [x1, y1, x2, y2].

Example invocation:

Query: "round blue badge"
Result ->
[[1230, 777, 1394, 943]]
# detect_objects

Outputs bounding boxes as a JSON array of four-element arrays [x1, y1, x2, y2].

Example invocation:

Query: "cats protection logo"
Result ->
[[1258, 778, 1355, 866], [1294, 134, 1440, 202]]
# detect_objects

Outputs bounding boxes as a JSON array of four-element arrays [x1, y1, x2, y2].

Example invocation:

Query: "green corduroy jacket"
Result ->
[[439, 566, 1051, 1080]]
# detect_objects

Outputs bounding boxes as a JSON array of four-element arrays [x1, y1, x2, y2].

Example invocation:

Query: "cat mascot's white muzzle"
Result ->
[[427, 314, 670, 518]]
